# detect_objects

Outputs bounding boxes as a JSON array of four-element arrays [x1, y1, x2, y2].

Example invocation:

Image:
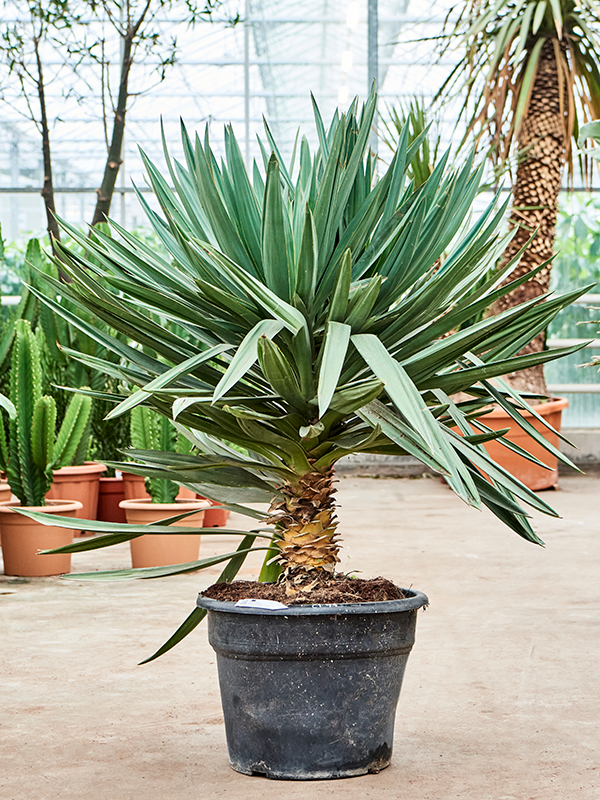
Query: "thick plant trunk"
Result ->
[[267, 467, 340, 594], [34, 39, 60, 252], [493, 39, 568, 395], [91, 33, 133, 226]]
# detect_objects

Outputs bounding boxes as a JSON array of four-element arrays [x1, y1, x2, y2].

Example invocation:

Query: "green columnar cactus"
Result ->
[[0, 319, 93, 506], [53, 393, 93, 468], [130, 407, 190, 503]]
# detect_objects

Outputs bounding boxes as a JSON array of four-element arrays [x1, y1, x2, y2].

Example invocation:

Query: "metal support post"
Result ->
[[244, 0, 251, 166]]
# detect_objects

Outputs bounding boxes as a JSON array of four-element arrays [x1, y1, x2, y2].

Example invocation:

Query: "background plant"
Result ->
[[435, 0, 600, 393], [381, 97, 441, 188], [0, 318, 92, 506], [130, 406, 193, 502]]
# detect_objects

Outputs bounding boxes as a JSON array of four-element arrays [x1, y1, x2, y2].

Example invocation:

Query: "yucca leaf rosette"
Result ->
[[20, 92, 590, 658]]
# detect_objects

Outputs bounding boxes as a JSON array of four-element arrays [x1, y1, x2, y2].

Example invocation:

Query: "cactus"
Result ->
[[4, 319, 52, 506], [130, 407, 189, 503], [0, 320, 93, 506], [53, 393, 93, 468]]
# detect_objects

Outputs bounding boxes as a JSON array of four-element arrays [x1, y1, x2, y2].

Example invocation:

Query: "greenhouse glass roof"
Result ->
[[0, 0, 455, 236]]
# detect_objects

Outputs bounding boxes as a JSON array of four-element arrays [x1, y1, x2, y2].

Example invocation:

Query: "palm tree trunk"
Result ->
[[493, 39, 568, 395], [267, 467, 341, 594]]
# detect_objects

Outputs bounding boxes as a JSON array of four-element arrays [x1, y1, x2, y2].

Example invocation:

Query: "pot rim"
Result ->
[[52, 461, 107, 477], [196, 587, 429, 616], [119, 497, 211, 511], [0, 499, 84, 514], [481, 396, 568, 420]]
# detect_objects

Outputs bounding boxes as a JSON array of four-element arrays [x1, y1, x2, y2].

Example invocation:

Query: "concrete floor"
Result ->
[[1, 473, 598, 800]]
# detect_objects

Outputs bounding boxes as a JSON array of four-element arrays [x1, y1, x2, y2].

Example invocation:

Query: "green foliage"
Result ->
[[0, 318, 94, 505], [4, 319, 53, 506], [0, 237, 48, 394], [381, 97, 441, 187], [130, 406, 182, 503], [22, 231, 133, 474], [30, 91, 591, 656], [53, 392, 93, 468], [36, 89, 587, 528], [436, 0, 600, 179]]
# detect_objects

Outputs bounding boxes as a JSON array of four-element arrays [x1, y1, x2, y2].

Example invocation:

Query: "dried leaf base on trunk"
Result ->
[[267, 468, 342, 594]]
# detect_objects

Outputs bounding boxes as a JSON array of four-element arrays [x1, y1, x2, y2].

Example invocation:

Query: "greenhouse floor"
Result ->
[[1, 473, 598, 800]]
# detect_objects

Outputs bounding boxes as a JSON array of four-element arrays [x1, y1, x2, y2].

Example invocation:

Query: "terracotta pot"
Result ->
[[477, 397, 568, 491], [0, 499, 82, 577], [122, 473, 200, 502], [97, 477, 127, 524], [120, 497, 210, 568], [122, 472, 148, 501], [203, 501, 230, 528], [46, 462, 106, 521], [0, 480, 12, 504]]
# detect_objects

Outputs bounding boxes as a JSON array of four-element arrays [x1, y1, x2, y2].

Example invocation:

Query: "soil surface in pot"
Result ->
[[202, 576, 404, 605]]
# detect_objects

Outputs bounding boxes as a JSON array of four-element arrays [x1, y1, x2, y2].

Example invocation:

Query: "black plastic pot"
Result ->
[[196, 587, 428, 780]]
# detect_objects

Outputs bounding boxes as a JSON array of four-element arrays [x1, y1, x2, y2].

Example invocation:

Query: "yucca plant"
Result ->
[[0, 319, 93, 506], [130, 406, 193, 503], [23, 91, 590, 659]]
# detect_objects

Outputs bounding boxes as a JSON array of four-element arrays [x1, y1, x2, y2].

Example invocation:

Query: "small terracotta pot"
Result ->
[[0, 480, 12, 504], [203, 501, 230, 528], [97, 477, 127, 524], [46, 461, 106, 521], [122, 472, 148, 501], [120, 497, 210, 568], [0, 499, 82, 577], [122, 474, 199, 502], [477, 397, 569, 491], [177, 485, 197, 500]]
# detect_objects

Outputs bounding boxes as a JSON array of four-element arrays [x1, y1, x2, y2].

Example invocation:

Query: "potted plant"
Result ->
[[119, 406, 209, 567], [427, 2, 600, 487], [24, 93, 589, 778], [0, 319, 83, 576], [122, 409, 230, 527], [43, 391, 105, 521]]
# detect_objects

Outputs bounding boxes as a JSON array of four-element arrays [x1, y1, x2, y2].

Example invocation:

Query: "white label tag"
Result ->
[[234, 598, 288, 609]]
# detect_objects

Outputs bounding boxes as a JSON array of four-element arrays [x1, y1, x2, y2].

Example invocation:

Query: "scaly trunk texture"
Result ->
[[493, 39, 568, 395], [267, 467, 340, 594]]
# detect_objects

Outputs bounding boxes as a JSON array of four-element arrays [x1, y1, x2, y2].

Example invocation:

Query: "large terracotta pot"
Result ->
[[120, 497, 210, 568], [46, 462, 106, 521], [0, 499, 82, 577], [477, 397, 568, 491], [97, 477, 127, 524]]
